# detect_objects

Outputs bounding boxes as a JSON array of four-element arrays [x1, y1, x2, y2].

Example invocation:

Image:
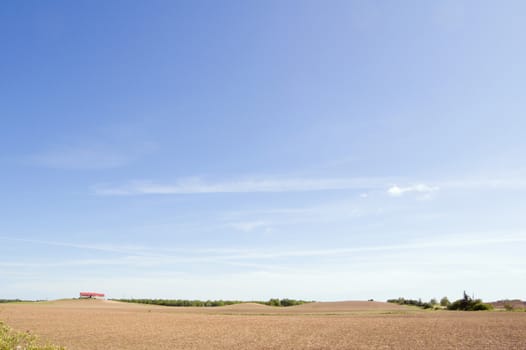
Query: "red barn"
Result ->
[[80, 292, 105, 299]]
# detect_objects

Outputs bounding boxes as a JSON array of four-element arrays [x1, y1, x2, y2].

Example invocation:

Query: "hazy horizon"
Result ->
[[1, 1, 525, 302]]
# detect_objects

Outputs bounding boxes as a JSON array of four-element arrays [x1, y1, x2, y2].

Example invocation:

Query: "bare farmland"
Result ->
[[1, 299, 525, 349]]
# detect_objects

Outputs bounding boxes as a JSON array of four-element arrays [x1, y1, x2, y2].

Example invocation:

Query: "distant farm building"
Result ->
[[79, 292, 105, 299]]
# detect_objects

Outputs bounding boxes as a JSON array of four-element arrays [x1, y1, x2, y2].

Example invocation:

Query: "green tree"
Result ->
[[440, 296, 450, 307], [268, 298, 281, 307]]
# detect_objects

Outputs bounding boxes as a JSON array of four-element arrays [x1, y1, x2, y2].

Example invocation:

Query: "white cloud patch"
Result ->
[[387, 184, 439, 197]]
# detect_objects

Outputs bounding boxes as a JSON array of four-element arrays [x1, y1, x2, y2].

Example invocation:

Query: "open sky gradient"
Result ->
[[1, 0, 526, 301]]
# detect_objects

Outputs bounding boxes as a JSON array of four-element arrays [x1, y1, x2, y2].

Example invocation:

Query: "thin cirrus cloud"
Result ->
[[27, 141, 157, 170], [29, 147, 133, 170], [2, 232, 525, 270], [229, 221, 269, 233], [93, 175, 526, 197], [93, 177, 393, 196]]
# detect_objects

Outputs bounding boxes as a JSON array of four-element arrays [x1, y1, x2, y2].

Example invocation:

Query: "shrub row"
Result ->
[[387, 297, 435, 309], [264, 298, 310, 307], [0, 299, 24, 303], [388, 292, 493, 311], [114, 298, 311, 307], [115, 299, 242, 307]]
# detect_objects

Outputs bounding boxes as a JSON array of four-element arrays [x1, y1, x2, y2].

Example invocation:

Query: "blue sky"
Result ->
[[1, 0, 525, 301]]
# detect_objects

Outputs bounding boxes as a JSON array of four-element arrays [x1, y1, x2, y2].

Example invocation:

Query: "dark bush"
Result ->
[[447, 291, 493, 311]]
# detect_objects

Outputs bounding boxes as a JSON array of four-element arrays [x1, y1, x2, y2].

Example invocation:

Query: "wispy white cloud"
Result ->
[[3, 233, 525, 266], [93, 173, 526, 196], [29, 147, 132, 169], [387, 183, 439, 197], [0, 236, 147, 255], [3, 232, 525, 300], [26, 140, 157, 170], [228, 221, 268, 233], [441, 177, 526, 191], [93, 177, 392, 196]]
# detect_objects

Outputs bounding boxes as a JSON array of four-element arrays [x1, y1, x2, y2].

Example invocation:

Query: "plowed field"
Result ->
[[1, 299, 525, 349]]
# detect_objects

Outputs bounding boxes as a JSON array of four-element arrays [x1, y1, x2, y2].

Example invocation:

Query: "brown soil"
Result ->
[[1, 299, 525, 349]]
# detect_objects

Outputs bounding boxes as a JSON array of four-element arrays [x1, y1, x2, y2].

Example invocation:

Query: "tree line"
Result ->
[[114, 298, 311, 307], [388, 291, 493, 311]]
